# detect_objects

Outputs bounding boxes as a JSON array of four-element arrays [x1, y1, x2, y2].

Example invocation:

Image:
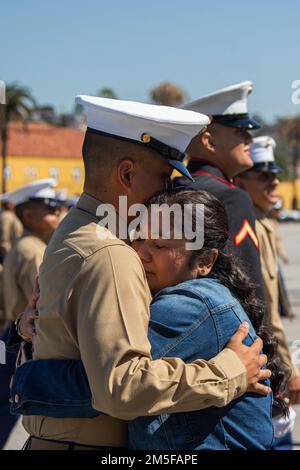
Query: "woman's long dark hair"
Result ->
[[148, 189, 289, 416]]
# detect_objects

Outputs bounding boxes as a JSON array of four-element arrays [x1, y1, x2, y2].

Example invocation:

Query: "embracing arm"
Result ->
[[11, 245, 270, 420]]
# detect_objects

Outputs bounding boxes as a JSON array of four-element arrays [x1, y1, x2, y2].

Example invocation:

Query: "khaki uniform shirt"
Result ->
[[0, 210, 23, 327], [255, 209, 298, 379], [3, 231, 46, 321], [0, 210, 23, 258], [268, 218, 288, 262], [23, 192, 247, 447]]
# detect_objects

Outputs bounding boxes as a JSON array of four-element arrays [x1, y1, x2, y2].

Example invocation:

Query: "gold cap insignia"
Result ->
[[141, 133, 151, 143], [265, 138, 273, 148]]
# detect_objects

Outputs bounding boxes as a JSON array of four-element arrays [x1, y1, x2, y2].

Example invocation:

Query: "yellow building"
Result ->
[[0, 122, 85, 196], [278, 180, 300, 209]]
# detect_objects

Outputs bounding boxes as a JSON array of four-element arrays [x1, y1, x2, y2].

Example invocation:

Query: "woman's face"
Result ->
[[132, 206, 219, 293], [132, 235, 199, 293], [132, 210, 202, 292]]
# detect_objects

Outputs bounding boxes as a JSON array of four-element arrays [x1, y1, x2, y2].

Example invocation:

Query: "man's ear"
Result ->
[[186, 131, 214, 157], [117, 159, 135, 192], [197, 249, 219, 276], [201, 130, 215, 153]]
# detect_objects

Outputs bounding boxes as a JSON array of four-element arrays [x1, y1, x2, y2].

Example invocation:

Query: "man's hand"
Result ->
[[287, 376, 300, 404], [227, 321, 272, 395], [18, 277, 40, 341]]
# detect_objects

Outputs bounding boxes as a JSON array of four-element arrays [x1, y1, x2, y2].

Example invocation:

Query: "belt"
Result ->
[[24, 436, 127, 451]]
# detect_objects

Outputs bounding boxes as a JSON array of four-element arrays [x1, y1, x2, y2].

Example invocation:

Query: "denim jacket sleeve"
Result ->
[[10, 359, 101, 418]]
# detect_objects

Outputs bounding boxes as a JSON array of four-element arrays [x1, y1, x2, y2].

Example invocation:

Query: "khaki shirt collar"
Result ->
[[254, 206, 274, 234], [22, 229, 35, 237], [21, 229, 46, 244], [76, 192, 130, 244], [76, 192, 103, 220]]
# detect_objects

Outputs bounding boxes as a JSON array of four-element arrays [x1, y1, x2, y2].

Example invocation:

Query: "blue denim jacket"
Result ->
[[11, 277, 274, 450]]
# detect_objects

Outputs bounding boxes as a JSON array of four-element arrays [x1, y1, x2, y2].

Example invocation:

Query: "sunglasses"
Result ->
[[248, 172, 279, 183]]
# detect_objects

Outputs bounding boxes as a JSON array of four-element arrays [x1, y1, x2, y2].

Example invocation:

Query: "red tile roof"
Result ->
[[0, 122, 84, 158]]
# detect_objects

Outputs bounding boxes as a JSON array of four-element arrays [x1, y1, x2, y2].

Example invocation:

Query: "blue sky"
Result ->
[[1, 0, 300, 122]]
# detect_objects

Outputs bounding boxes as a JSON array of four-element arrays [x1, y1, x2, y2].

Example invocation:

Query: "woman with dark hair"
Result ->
[[11, 190, 287, 450], [127, 189, 287, 450]]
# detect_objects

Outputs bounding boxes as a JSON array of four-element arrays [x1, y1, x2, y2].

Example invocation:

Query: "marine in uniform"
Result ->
[[19, 96, 268, 450], [0, 201, 23, 333], [175, 81, 264, 299], [3, 179, 60, 322], [0, 198, 23, 447], [235, 137, 300, 400], [0, 200, 23, 263], [0, 179, 60, 448], [269, 201, 294, 319]]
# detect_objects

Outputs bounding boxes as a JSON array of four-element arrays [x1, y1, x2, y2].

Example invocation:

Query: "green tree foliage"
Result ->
[[150, 82, 186, 107], [0, 83, 36, 193], [98, 88, 118, 99]]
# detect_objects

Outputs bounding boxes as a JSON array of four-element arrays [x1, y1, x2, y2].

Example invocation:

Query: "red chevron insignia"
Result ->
[[234, 219, 259, 248]]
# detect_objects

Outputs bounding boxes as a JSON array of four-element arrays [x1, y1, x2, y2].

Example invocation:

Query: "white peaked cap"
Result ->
[[76, 95, 211, 180], [56, 188, 68, 202], [250, 136, 282, 173], [183, 81, 253, 115], [76, 95, 210, 151], [250, 136, 276, 164], [182, 81, 260, 130], [0, 178, 57, 206]]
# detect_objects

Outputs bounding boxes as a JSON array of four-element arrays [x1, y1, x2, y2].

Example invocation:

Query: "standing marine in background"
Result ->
[[235, 137, 300, 398], [269, 200, 294, 319], [175, 81, 264, 300], [0, 200, 24, 333], [0, 199, 23, 263], [0, 179, 61, 449]]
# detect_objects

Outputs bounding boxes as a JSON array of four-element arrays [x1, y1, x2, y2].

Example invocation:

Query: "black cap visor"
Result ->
[[251, 161, 283, 173], [167, 159, 194, 181], [212, 113, 261, 130]]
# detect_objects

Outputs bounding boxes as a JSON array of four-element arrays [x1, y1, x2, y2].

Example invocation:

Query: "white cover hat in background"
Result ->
[[250, 136, 282, 173], [76, 95, 211, 181], [182, 81, 260, 130], [56, 188, 68, 202], [0, 178, 58, 206]]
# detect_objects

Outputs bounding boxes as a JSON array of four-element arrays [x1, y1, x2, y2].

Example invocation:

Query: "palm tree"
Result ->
[[0, 83, 36, 193], [98, 88, 118, 99]]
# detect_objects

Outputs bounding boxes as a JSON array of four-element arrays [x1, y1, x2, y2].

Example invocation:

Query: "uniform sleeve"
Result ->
[[0, 217, 11, 255], [221, 188, 265, 301], [17, 251, 43, 302], [10, 217, 23, 244], [71, 244, 247, 420]]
